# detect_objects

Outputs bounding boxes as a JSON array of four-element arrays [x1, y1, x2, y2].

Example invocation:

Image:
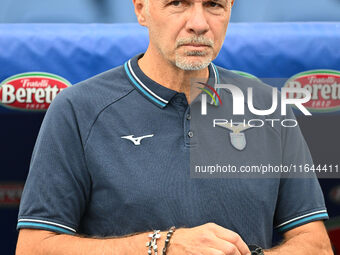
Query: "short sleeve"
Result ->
[[274, 106, 329, 233], [17, 91, 91, 235]]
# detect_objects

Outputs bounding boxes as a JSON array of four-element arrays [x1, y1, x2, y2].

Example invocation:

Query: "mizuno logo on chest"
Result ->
[[121, 134, 154, 146]]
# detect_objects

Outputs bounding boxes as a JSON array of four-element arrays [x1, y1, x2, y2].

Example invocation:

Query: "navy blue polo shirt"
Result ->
[[18, 54, 328, 248]]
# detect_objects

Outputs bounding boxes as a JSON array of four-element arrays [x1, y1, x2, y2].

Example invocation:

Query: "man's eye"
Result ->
[[170, 1, 182, 6], [206, 1, 222, 8]]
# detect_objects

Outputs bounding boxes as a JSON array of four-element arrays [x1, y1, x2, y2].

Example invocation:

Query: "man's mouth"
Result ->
[[178, 44, 212, 52], [176, 37, 214, 49], [181, 43, 210, 47]]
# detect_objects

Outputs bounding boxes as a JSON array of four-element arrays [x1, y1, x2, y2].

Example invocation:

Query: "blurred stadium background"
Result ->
[[1, 0, 339, 254], [1, 0, 340, 23]]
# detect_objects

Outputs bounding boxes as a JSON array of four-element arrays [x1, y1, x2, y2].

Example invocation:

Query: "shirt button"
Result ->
[[186, 114, 191, 120], [188, 131, 194, 138], [175, 97, 183, 103]]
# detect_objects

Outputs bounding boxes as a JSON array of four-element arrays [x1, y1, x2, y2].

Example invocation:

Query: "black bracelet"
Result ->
[[248, 244, 264, 255], [162, 226, 176, 255]]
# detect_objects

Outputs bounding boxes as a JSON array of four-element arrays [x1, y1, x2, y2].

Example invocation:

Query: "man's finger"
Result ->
[[206, 246, 240, 255], [209, 224, 250, 255], [211, 239, 242, 255]]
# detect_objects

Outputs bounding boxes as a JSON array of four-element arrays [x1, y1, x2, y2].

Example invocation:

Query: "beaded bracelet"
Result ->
[[146, 230, 161, 255], [162, 226, 176, 255]]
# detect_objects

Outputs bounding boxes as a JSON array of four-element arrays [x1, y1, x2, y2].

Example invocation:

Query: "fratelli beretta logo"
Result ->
[[283, 70, 340, 113], [0, 72, 71, 111]]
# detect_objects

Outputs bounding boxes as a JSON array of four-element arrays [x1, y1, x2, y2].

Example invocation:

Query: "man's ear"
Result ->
[[132, 0, 148, 27]]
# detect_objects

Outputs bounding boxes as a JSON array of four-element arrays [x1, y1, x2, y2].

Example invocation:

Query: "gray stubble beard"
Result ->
[[174, 36, 214, 71], [175, 51, 213, 71]]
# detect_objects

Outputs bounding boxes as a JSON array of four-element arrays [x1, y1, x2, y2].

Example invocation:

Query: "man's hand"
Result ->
[[16, 222, 250, 255], [167, 222, 251, 255]]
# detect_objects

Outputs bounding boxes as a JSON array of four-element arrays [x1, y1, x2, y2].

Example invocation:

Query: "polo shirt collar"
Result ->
[[124, 54, 220, 108]]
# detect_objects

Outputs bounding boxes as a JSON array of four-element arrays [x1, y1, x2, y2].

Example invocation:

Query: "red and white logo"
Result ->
[[0, 72, 71, 111], [283, 70, 340, 113], [329, 186, 340, 205], [0, 183, 24, 207]]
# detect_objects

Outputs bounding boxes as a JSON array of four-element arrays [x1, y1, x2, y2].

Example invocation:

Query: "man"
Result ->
[[16, 0, 333, 254]]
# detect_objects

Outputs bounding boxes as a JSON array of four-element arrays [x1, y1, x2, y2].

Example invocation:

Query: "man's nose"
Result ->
[[185, 4, 209, 35]]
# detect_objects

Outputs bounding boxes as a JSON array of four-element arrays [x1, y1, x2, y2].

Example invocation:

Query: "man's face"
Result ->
[[143, 0, 233, 70]]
